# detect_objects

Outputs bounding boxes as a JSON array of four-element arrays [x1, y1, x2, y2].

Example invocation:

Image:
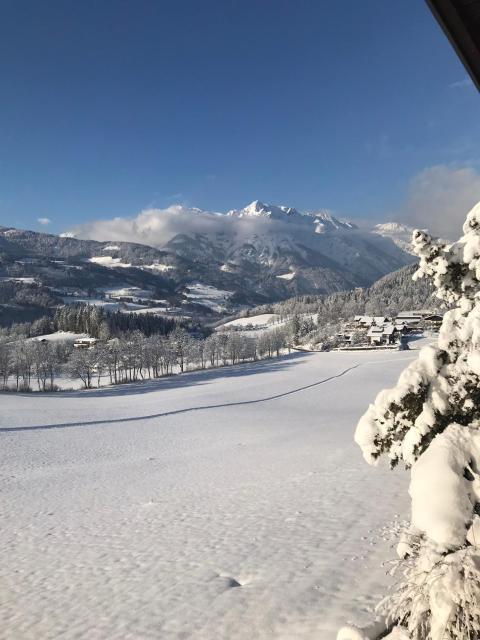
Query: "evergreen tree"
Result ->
[[353, 203, 480, 639]]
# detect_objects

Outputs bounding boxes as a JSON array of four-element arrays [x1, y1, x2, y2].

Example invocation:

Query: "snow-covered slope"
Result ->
[[311, 210, 358, 233], [1, 348, 417, 638], [218, 312, 282, 329]]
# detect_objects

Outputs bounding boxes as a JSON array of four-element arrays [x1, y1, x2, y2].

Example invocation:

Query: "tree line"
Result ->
[[0, 325, 291, 392], [241, 263, 439, 325], [0, 302, 180, 341]]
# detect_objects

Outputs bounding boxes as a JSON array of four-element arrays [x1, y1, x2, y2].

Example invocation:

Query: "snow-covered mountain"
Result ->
[[0, 201, 415, 317], [154, 201, 414, 297], [227, 200, 357, 233], [311, 211, 357, 233], [372, 222, 415, 254], [227, 200, 302, 220]]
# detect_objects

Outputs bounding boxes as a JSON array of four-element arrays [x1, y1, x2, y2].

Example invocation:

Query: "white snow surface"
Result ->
[[276, 272, 295, 281], [218, 313, 282, 329], [1, 350, 417, 639], [28, 331, 90, 343], [88, 256, 132, 268], [143, 263, 175, 272]]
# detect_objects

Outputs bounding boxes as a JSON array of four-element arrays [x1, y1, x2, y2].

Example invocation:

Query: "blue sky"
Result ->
[[0, 0, 479, 234]]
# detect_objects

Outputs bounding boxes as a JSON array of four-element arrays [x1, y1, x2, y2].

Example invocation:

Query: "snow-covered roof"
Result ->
[[396, 311, 423, 319], [355, 315, 373, 324], [382, 325, 396, 336], [367, 324, 397, 337]]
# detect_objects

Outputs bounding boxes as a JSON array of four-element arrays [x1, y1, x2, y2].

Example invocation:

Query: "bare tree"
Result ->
[[66, 347, 98, 389]]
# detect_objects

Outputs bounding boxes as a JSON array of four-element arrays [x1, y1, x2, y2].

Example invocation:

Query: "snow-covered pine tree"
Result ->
[[351, 203, 480, 640]]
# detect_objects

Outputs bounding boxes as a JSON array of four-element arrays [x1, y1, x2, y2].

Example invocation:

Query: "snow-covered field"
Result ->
[[218, 313, 282, 329], [1, 349, 417, 639], [28, 330, 90, 344], [88, 256, 132, 268]]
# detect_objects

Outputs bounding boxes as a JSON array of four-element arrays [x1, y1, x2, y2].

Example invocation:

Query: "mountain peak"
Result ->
[[230, 200, 302, 220], [373, 221, 415, 254], [308, 210, 357, 233], [243, 200, 269, 216]]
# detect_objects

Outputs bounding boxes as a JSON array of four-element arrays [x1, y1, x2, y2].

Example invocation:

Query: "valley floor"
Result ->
[[1, 349, 418, 639]]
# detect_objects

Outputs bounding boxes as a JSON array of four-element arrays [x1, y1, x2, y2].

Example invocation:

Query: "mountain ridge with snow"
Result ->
[[0, 201, 416, 318]]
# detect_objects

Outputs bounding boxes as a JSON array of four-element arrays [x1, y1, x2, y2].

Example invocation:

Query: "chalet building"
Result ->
[[423, 314, 443, 330], [350, 309, 442, 346], [354, 315, 387, 328], [395, 311, 424, 327], [73, 337, 98, 349], [367, 324, 399, 346]]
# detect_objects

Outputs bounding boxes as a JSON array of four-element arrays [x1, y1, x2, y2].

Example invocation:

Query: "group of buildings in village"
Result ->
[[68, 310, 442, 351], [345, 310, 443, 347]]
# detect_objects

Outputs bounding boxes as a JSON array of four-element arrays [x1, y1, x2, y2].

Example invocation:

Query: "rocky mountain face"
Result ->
[[0, 201, 415, 322]]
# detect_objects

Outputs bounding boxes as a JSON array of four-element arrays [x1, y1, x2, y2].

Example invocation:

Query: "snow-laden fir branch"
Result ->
[[344, 202, 480, 640]]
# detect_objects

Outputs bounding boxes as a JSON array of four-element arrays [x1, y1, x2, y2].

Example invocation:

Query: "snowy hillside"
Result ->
[[0, 204, 415, 324], [1, 348, 418, 638]]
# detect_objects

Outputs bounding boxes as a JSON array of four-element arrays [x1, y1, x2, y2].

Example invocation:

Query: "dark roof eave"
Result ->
[[426, 0, 480, 91]]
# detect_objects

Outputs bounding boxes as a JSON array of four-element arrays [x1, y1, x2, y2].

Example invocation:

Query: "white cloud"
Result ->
[[449, 76, 474, 89], [64, 203, 316, 249], [65, 205, 247, 247], [37, 217, 51, 225], [396, 165, 480, 240], [66, 166, 480, 249]]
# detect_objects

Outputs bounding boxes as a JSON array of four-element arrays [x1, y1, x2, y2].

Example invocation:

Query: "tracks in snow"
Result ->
[[1, 364, 361, 434]]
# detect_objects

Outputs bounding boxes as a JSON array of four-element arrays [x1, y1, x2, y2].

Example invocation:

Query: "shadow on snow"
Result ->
[[1, 353, 360, 434]]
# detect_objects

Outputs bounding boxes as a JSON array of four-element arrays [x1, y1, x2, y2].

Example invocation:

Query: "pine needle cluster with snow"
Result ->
[[351, 203, 480, 639]]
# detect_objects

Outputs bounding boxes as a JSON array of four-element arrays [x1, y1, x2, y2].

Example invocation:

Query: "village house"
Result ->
[[367, 323, 399, 346], [423, 313, 443, 331], [73, 337, 98, 349], [354, 315, 388, 328], [395, 311, 423, 328], [348, 309, 442, 347]]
